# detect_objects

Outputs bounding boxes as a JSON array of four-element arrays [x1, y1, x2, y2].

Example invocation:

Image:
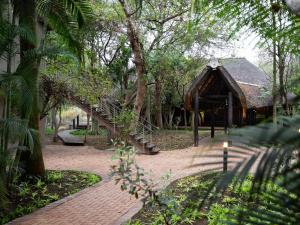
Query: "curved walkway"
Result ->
[[57, 130, 85, 145], [8, 138, 231, 225]]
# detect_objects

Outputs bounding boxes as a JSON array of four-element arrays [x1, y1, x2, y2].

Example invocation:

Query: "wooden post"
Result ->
[[228, 92, 233, 128], [211, 110, 215, 138], [194, 91, 199, 147], [76, 115, 79, 128], [224, 99, 228, 134]]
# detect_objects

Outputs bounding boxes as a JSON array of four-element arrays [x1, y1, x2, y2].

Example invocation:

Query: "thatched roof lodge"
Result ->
[[184, 58, 278, 146]]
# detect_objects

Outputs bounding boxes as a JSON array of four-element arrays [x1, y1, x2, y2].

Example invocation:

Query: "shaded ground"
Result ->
[[153, 130, 214, 151]]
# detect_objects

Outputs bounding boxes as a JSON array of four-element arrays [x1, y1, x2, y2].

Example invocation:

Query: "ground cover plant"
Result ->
[[0, 170, 101, 225], [126, 173, 291, 225]]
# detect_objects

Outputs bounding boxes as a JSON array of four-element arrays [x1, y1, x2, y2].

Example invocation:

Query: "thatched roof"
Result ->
[[221, 58, 270, 86], [185, 58, 273, 110]]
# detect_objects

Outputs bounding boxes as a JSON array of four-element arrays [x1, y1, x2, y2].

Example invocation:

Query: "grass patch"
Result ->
[[0, 170, 101, 225], [70, 129, 107, 136], [45, 127, 54, 136]]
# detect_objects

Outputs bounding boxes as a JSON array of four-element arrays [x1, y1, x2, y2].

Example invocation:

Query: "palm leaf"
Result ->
[[198, 115, 300, 224]]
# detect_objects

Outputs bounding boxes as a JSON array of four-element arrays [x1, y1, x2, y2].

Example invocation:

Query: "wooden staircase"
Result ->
[[68, 94, 159, 154]]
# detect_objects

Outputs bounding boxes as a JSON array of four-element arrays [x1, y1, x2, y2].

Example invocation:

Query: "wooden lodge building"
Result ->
[[185, 58, 277, 146]]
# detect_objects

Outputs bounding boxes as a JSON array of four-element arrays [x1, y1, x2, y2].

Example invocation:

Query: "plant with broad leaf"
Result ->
[[111, 141, 186, 225]]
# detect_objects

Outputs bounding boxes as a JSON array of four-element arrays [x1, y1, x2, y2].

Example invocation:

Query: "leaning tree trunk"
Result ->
[[119, 0, 147, 122], [18, 0, 45, 176]]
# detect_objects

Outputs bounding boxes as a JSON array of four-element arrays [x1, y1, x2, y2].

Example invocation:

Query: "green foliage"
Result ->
[[129, 171, 295, 225], [112, 142, 217, 225], [45, 127, 54, 136], [0, 0, 95, 215], [80, 173, 100, 186], [194, 0, 300, 54], [0, 170, 101, 225], [194, 115, 300, 225], [70, 129, 107, 136], [46, 171, 63, 182], [114, 109, 135, 136]]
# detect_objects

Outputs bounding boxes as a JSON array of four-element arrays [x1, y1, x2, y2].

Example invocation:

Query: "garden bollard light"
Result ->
[[223, 141, 228, 173]]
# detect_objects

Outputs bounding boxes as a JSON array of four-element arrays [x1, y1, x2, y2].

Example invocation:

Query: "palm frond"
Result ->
[[199, 115, 300, 224], [36, 0, 94, 60]]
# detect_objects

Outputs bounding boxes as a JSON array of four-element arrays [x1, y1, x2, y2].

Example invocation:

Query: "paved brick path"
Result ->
[[8, 138, 232, 225]]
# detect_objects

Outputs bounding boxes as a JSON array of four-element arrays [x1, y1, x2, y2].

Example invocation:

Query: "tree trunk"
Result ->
[[277, 44, 290, 115], [154, 77, 163, 128], [119, 0, 147, 122], [271, 8, 277, 124], [18, 0, 45, 176], [146, 89, 151, 124], [52, 107, 61, 142], [40, 117, 47, 146], [169, 109, 175, 129], [87, 113, 90, 130], [183, 108, 187, 128]]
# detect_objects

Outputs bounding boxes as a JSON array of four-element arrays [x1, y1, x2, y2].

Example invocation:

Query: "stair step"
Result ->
[[140, 140, 149, 144], [146, 143, 156, 149], [135, 136, 143, 141], [149, 147, 160, 154]]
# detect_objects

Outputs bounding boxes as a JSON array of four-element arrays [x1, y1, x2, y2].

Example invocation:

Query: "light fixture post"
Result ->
[[223, 141, 228, 173]]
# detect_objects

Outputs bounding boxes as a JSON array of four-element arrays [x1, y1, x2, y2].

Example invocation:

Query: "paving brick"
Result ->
[[8, 138, 246, 225]]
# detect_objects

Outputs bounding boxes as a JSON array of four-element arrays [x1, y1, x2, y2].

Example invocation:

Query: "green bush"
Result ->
[[45, 127, 54, 135]]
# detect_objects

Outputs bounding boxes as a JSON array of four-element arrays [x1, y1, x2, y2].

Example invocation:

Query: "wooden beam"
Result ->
[[198, 97, 223, 104], [228, 92, 233, 128], [198, 74, 216, 96], [205, 95, 228, 99], [194, 91, 199, 147]]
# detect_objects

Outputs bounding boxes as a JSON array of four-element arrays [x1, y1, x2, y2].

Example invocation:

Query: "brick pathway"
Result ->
[[8, 138, 232, 225]]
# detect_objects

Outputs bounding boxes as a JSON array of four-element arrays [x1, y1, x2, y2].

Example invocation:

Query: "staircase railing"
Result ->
[[98, 97, 159, 145], [41, 75, 160, 151]]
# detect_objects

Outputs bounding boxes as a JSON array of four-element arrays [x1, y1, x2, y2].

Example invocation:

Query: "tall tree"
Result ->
[[14, 0, 93, 176], [17, 0, 45, 176], [118, 0, 147, 121]]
